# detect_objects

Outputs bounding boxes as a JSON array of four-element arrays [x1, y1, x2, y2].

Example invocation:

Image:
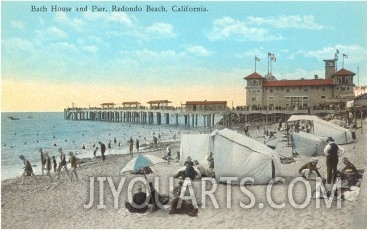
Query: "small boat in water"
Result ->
[[8, 116, 20, 120]]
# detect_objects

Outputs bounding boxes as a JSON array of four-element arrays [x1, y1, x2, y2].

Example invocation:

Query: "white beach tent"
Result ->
[[179, 129, 282, 184], [291, 131, 327, 157], [287, 115, 353, 144], [212, 128, 282, 185], [180, 134, 213, 167]]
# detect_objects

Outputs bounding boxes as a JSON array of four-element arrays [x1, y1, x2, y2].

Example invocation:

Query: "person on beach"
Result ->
[[45, 152, 52, 182], [93, 147, 98, 158], [125, 185, 149, 213], [19, 155, 38, 184], [163, 146, 172, 162], [176, 151, 180, 161], [324, 137, 345, 185], [338, 157, 362, 186], [57, 148, 71, 180], [299, 157, 321, 179], [52, 156, 57, 173], [194, 160, 207, 178], [207, 152, 214, 168], [128, 137, 134, 157], [135, 138, 140, 153], [148, 182, 170, 212], [174, 157, 200, 180], [68, 152, 78, 182], [99, 142, 106, 161], [39, 148, 46, 175], [153, 136, 158, 150], [244, 124, 249, 137]]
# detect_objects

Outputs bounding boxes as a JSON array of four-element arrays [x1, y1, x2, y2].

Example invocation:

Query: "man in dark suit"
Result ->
[[125, 186, 149, 213]]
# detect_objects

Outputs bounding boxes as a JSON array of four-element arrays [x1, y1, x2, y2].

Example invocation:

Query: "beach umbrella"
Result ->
[[119, 154, 166, 174]]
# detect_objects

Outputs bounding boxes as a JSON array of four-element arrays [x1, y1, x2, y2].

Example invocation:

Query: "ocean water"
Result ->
[[1, 112, 221, 180]]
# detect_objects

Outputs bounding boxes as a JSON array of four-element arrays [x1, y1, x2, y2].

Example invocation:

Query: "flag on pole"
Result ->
[[255, 56, 260, 61], [343, 54, 348, 58], [268, 52, 274, 57], [271, 56, 276, 62]]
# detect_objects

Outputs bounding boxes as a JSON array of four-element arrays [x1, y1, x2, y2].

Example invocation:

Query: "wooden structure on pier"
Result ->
[[184, 101, 227, 112], [122, 101, 141, 109], [101, 103, 115, 109], [64, 106, 221, 127], [147, 100, 172, 109]]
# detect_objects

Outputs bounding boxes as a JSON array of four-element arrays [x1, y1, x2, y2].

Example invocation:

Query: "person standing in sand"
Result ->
[[99, 142, 106, 161], [39, 148, 46, 175], [44, 152, 52, 182], [52, 156, 57, 173], [324, 137, 345, 185], [68, 152, 79, 182], [19, 155, 38, 184], [135, 138, 140, 153], [93, 146, 98, 158], [57, 148, 71, 180], [128, 137, 134, 157]]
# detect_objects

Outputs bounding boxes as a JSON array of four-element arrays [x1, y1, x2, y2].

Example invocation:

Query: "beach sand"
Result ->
[[1, 124, 367, 229]]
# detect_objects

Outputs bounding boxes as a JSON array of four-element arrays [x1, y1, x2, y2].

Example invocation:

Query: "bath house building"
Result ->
[[244, 59, 355, 110]]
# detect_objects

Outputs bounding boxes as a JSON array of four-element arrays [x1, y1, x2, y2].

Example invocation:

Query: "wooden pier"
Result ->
[[64, 107, 222, 127], [64, 105, 344, 127]]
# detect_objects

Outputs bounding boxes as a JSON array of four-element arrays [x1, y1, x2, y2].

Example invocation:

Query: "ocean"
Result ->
[[1, 112, 221, 180]]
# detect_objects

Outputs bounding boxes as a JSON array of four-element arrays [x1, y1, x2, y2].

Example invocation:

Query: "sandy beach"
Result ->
[[1, 123, 367, 229]]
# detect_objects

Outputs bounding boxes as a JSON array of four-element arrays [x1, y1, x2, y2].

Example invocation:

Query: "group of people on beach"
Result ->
[[173, 153, 215, 180], [19, 147, 79, 184], [298, 136, 363, 193]]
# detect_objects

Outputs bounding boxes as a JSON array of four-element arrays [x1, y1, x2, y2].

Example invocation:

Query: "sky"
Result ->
[[1, 1, 367, 112]]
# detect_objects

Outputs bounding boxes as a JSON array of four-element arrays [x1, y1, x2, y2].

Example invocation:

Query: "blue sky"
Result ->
[[2, 1, 367, 111]]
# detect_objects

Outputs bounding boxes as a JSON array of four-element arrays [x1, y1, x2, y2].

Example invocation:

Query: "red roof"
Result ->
[[185, 101, 227, 105], [263, 79, 333, 87], [333, 68, 355, 76], [244, 72, 263, 80], [147, 100, 172, 104], [122, 102, 140, 105]]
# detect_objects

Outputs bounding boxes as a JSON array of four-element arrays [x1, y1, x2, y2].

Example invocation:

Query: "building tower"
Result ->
[[244, 72, 264, 109], [323, 59, 337, 79]]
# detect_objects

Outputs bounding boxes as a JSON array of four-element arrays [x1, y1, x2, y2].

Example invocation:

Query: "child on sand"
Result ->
[[68, 152, 79, 182], [19, 155, 38, 184], [57, 148, 71, 181]]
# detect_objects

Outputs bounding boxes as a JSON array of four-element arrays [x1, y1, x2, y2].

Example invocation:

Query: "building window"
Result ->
[[303, 97, 308, 100], [270, 89, 273, 93], [286, 89, 290, 92], [321, 96, 326, 99], [252, 97, 256, 101], [269, 96, 274, 100]]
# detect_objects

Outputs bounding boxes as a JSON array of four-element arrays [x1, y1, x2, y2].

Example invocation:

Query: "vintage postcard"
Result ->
[[1, 1, 367, 229]]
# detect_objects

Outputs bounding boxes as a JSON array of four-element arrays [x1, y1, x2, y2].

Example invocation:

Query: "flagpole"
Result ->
[[267, 54, 270, 74], [255, 56, 257, 73], [270, 57, 273, 74]]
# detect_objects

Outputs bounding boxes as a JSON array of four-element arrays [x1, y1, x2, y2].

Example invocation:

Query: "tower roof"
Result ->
[[333, 68, 356, 76], [244, 72, 263, 80]]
